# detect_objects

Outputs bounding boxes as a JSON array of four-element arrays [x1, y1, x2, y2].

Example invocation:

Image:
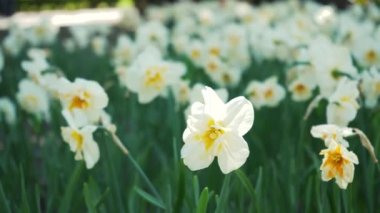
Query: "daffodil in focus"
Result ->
[[320, 141, 358, 189], [126, 46, 185, 104], [181, 86, 254, 174], [61, 110, 99, 169], [59, 78, 109, 127]]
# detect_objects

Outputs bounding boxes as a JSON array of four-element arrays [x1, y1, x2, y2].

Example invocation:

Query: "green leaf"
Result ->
[[135, 187, 166, 209], [235, 170, 256, 200], [215, 174, 231, 213], [58, 162, 84, 213], [193, 175, 200, 204], [35, 185, 41, 213], [83, 183, 97, 213], [196, 187, 209, 213], [20, 167, 30, 213], [95, 187, 110, 209], [0, 181, 11, 213]]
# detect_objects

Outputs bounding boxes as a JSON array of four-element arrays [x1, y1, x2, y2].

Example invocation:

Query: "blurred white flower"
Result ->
[[136, 21, 169, 53], [27, 18, 58, 46], [360, 67, 380, 108], [327, 78, 360, 127], [181, 86, 254, 174], [171, 80, 191, 105], [59, 78, 109, 127], [245, 77, 286, 109], [3, 26, 26, 56], [0, 97, 16, 125], [308, 37, 358, 97], [126, 46, 185, 104], [319, 141, 358, 189], [61, 110, 99, 169], [69, 26, 91, 49], [119, 7, 141, 30], [288, 78, 315, 102], [186, 39, 205, 67], [112, 35, 136, 66], [16, 79, 50, 120], [21, 56, 49, 83], [352, 36, 380, 68], [63, 38, 76, 53], [91, 35, 108, 56], [288, 68, 316, 102]]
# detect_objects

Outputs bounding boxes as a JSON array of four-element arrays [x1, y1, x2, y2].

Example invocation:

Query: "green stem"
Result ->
[[127, 154, 164, 205]]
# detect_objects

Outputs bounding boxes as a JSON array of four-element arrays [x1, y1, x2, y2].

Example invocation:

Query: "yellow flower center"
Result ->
[[207, 62, 218, 72], [209, 47, 221, 57], [340, 96, 351, 103], [222, 73, 232, 83], [144, 65, 167, 90], [149, 33, 158, 42], [374, 82, 380, 94], [294, 83, 306, 94], [35, 26, 46, 37], [201, 120, 224, 150], [71, 131, 84, 151], [365, 50, 377, 63], [69, 93, 90, 111], [323, 146, 348, 178], [190, 50, 201, 59], [25, 95, 39, 108], [228, 35, 240, 46], [264, 89, 274, 100]]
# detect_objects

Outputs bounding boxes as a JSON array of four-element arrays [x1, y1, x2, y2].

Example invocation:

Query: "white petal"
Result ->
[[202, 86, 226, 120], [224, 97, 254, 135], [320, 166, 333, 181], [181, 141, 214, 171], [335, 176, 348, 189], [83, 140, 100, 169], [217, 133, 250, 174], [81, 125, 99, 169]]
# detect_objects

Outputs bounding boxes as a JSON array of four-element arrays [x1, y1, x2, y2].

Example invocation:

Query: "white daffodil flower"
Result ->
[[360, 67, 380, 108], [61, 110, 99, 169], [21, 57, 49, 83], [171, 80, 191, 105], [126, 46, 185, 104], [288, 77, 315, 102], [91, 36, 108, 56], [308, 37, 358, 97], [16, 79, 50, 120], [27, 18, 58, 46], [245, 77, 286, 109], [59, 78, 109, 127], [0, 97, 16, 125], [327, 78, 360, 127], [136, 21, 169, 53], [112, 35, 136, 66], [311, 124, 354, 147], [181, 86, 254, 174], [186, 39, 205, 67], [320, 141, 359, 189]]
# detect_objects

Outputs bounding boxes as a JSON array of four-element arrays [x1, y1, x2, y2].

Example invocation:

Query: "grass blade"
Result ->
[[196, 187, 209, 213], [135, 187, 165, 209]]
